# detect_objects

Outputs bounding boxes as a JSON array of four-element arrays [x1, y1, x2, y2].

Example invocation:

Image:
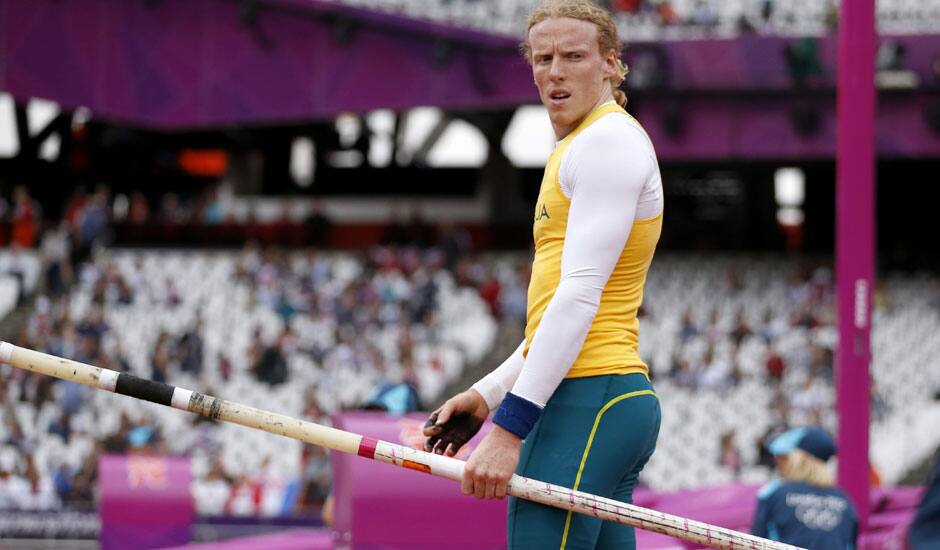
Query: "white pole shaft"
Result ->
[[0, 342, 801, 550]]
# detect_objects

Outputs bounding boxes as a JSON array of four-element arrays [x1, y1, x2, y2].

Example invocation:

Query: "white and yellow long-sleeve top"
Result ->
[[475, 101, 663, 410]]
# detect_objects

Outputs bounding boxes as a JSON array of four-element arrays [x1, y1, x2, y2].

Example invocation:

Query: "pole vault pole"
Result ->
[[0, 342, 802, 550], [836, 0, 875, 530]]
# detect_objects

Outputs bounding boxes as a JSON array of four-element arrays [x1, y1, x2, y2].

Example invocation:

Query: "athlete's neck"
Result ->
[[552, 93, 617, 141]]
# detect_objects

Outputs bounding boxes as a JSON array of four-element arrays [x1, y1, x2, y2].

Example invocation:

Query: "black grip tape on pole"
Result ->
[[114, 373, 175, 407]]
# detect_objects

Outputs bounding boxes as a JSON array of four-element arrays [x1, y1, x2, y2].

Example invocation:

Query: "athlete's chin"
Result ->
[[547, 108, 581, 129]]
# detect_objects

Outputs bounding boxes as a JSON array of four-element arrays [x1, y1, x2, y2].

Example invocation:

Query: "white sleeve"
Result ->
[[471, 340, 525, 411], [508, 120, 655, 408]]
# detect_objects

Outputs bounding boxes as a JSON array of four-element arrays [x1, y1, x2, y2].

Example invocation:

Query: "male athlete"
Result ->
[[424, 1, 663, 548]]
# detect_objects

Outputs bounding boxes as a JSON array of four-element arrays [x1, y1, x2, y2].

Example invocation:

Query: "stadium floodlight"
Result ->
[[0, 93, 17, 158], [502, 105, 554, 168], [290, 137, 315, 188], [774, 167, 805, 207]]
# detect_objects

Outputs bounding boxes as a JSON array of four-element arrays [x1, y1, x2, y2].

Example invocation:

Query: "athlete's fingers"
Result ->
[[422, 411, 441, 436], [473, 473, 487, 499], [423, 410, 441, 451], [461, 469, 474, 496], [484, 477, 497, 500], [494, 478, 508, 499]]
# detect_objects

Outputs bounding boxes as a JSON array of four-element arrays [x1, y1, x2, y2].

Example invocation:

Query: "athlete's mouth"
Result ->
[[549, 90, 571, 102]]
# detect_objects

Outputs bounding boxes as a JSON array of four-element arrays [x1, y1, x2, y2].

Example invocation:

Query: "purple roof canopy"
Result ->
[[2, 0, 939, 158]]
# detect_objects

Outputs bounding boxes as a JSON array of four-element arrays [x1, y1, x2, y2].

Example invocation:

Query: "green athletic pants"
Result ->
[[507, 373, 661, 550]]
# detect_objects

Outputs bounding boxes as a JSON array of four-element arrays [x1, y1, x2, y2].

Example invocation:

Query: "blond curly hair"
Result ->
[[521, 0, 629, 107]]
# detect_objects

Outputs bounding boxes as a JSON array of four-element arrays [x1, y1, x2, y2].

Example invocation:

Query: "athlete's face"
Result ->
[[528, 17, 617, 139]]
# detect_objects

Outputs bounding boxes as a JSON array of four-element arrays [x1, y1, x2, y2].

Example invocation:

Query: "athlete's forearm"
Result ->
[[471, 340, 525, 411], [511, 273, 604, 407]]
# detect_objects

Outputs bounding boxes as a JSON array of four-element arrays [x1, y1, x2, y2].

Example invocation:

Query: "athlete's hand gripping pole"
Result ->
[[0, 342, 802, 550]]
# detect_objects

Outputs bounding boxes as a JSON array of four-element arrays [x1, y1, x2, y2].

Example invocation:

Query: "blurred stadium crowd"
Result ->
[[330, 0, 940, 39], [0, 186, 511, 515], [0, 186, 938, 517]]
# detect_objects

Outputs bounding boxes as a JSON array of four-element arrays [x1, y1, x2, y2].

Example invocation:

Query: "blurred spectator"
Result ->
[[178, 319, 205, 375], [784, 37, 826, 87], [217, 352, 233, 382], [101, 263, 134, 305], [669, 352, 696, 388], [48, 411, 73, 444], [730, 309, 751, 345], [102, 413, 133, 453], [200, 186, 225, 225], [7, 455, 58, 511], [251, 333, 289, 386], [479, 275, 501, 317], [160, 193, 189, 225], [611, 0, 645, 13], [870, 377, 889, 423], [756, 424, 787, 469], [157, 277, 182, 308], [300, 446, 331, 511], [362, 381, 421, 415], [688, 0, 719, 30], [626, 47, 670, 90], [225, 474, 263, 516], [127, 192, 151, 224], [0, 194, 8, 246], [439, 222, 472, 272], [77, 188, 111, 254], [63, 188, 88, 231], [3, 243, 32, 306], [656, 1, 678, 26], [498, 262, 528, 324], [66, 448, 100, 506], [304, 201, 332, 248], [679, 307, 699, 343], [40, 222, 73, 297], [151, 330, 174, 383], [11, 186, 39, 248], [719, 430, 742, 478], [193, 457, 233, 515], [765, 346, 786, 382]]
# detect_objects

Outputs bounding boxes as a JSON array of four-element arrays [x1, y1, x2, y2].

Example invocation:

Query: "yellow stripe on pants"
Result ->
[[559, 389, 658, 550]]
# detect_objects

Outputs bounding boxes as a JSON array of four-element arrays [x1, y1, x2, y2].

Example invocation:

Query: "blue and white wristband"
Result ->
[[493, 392, 543, 439]]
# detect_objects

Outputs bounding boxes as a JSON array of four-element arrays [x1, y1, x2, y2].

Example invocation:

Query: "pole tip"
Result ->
[[0, 342, 12, 364]]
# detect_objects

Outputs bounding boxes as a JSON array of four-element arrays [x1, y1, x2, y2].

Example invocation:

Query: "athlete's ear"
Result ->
[[602, 49, 618, 79]]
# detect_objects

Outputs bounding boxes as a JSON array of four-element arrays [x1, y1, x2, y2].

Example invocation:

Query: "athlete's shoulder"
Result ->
[[757, 478, 784, 500], [567, 112, 655, 165], [578, 111, 650, 145]]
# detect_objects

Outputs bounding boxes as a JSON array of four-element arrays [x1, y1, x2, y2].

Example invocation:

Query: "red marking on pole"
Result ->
[[357, 437, 378, 459]]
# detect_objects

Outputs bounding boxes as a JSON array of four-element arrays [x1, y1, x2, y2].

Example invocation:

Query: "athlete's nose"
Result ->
[[549, 56, 565, 81]]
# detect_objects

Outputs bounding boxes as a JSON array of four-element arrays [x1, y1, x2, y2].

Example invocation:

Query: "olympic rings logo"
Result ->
[[794, 505, 843, 531]]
